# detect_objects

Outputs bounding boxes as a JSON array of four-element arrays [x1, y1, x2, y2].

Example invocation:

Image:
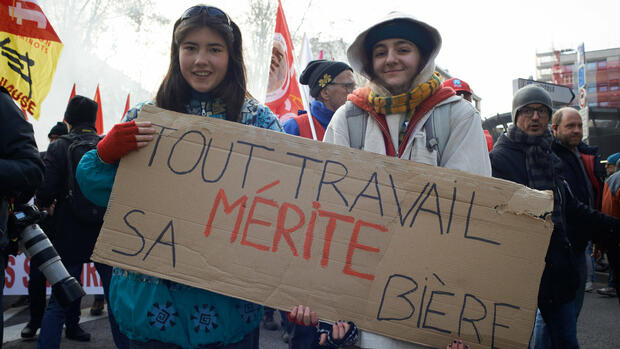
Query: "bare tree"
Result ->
[[242, 0, 277, 98]]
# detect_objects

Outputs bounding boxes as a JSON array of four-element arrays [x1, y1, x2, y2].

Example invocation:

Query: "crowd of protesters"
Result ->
[[1, 4, 619, 349]]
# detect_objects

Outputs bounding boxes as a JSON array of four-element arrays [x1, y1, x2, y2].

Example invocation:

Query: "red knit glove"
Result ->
[[97, 120, 139, 164]]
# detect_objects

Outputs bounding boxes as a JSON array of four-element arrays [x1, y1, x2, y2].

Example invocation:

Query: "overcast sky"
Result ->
[[30, 0, 620, 149]]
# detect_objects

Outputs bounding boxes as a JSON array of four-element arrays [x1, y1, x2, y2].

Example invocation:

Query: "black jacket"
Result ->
[[490, 134, 618, 311], [552, 140, 606, 253], [0, 87, 44, 250], [36, 125, 101, 263]]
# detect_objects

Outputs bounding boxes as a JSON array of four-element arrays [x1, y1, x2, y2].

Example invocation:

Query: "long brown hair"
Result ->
[[156, 9, 247, 122]]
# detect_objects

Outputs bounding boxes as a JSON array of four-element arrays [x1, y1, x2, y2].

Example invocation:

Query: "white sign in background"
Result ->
[[3, 253, 103, 295]]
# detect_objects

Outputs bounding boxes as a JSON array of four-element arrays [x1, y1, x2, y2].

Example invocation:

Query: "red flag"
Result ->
[[93, 85, 104, 135], [122, 93, 130, 121], [68, 83, 76, 103], [64, 83, 76, 121], [265, 0, 304, 122], [318, 50, 323, 60]]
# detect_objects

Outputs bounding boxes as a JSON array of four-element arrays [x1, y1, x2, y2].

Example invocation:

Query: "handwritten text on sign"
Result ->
[[93, 106, 553, 348]]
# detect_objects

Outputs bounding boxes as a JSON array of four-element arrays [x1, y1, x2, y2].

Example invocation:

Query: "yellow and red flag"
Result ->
[[93, 84, 103, 135], [0, 0, 63, 120], [265, 0, 303, 122]]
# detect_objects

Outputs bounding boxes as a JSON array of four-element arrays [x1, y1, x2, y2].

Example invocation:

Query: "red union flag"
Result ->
[[0, 0, 63, 120], [265, 0, 303, 123]]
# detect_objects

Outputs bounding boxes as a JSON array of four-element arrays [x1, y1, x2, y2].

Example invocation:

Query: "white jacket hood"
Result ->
[[347, 12, 442, 91]]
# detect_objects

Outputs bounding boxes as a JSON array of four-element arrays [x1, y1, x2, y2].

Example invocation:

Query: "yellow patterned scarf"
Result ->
[[368, 72, 441, 115]]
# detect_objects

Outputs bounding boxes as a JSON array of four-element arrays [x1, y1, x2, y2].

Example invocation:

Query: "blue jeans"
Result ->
[[532, 301, 579, 349], [95, 262, 130, 349], [128, 327, 259, 348], [37, 263, 83, 349], [36, 262, 129, 349], [574, 251, 587, 318]]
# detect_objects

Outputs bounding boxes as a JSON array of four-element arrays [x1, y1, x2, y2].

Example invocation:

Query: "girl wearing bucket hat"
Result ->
[[324, 12, 490, 177], [322, 11, 490, 348]]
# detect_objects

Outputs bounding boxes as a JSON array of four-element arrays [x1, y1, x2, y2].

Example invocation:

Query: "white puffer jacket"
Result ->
[[323, 11, 490, 349]]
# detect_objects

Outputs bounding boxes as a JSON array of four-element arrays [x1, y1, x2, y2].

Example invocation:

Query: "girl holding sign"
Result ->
[[76, 5, 283, 348]]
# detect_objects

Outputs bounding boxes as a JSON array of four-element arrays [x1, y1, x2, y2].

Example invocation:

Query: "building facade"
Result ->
[[535, 47, 620, 158], [536, 47, 620, 108]]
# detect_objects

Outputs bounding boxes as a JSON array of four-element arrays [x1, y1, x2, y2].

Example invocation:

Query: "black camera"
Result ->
[[8, 203, 85, 307]]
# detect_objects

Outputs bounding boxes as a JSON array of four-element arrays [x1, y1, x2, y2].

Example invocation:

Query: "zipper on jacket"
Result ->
[[201, 101, 206, 116]]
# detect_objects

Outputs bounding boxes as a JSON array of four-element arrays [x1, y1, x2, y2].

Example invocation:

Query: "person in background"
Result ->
[[602, 152, 620, 177], [36, 96, 127, 348], [0, 85, 44, 345], [20, 121, 68, 339], [598, 156, 620, 299], [441, 77, 472, 102], [490, 85, 619, 348], [551, 106, 605, 312], [283, 60, 355, 140]]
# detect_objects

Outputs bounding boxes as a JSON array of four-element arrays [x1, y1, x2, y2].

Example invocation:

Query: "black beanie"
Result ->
[[364, 19, 433, 61], [300, 60, 352, 98], [64, 95, 98, 126], [48, 121, 68, 138]]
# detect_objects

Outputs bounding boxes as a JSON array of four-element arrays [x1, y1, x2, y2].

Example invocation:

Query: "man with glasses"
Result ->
[[490, 85, 619, 348], [283, 59, 355, 140]]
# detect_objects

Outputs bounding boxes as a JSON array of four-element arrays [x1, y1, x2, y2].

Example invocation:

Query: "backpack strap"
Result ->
[[424, 102, 452, 165], [345, 101, 368, 149]]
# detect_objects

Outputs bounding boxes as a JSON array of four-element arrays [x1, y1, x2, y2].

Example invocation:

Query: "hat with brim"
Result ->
[[602, 152, 620, 166], [347, 12, 441, 81]]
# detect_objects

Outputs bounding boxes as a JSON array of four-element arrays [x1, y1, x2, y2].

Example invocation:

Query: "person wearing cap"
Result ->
[[283, 60, 355, 140], [323, 12, 490, 178], [36, 95, 103, 346], [441, 77, 472, 102], [602, 152, 620, 177], [490, 86, 619, 348], [47, 121, 69, 143]]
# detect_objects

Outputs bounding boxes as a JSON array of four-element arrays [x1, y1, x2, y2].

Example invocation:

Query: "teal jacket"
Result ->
[[76, 95, 282, 348]]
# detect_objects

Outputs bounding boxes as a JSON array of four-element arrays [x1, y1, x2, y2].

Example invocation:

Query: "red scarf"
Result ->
[[347, 86, 455, 157]]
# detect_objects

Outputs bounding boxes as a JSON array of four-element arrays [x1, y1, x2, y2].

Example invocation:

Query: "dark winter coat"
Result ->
[[552, 140, 606, 253], [490, 134, 618, 312], [36, 125, 101, 263], [0, 87, 44, 250]]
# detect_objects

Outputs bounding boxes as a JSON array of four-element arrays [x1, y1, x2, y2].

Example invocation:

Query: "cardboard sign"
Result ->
[[93, 105, 553, 348]]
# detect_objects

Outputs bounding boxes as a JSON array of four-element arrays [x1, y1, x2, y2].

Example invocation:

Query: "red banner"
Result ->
[[265, 0, 303, 123]]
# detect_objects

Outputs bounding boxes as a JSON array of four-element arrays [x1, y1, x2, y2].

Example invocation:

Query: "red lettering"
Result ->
[[27, 100, 36, 114], [303, 202, 320, 260], [204, 189, 247, 242], [241, 196, 277, 251], [23, 257, 31, 288], [317, 208, 354, 268], [272, 202, 304, 255], [344, 220, 385, 280], [5, 255, 16, 288], [85, 263, 99, 287]]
